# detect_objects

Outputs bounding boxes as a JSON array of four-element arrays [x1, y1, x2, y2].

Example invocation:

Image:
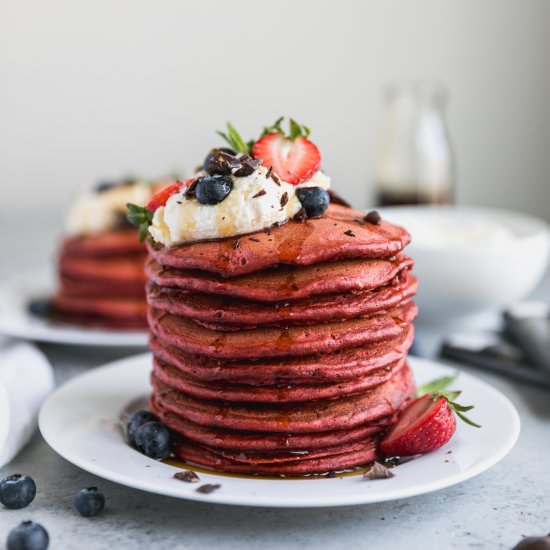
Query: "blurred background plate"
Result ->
[[380, 205, 550, 323], [0, 268, 148, 347]]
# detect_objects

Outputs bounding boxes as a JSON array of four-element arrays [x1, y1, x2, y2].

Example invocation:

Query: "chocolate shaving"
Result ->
[[231, 238, 241, 249], [364, 210, 382, 225], [381, 456, 416, 466], [294, 207, 307, 222], [252, 189, 267, 199], [183, 179, 198, 198], [280, 192, 289, 207], [363, 462, 395, 480], [271, 173, 281, 186], [344, 229, 356, 237], [196, 483, 221, 494], [249, 237, 260, 243], [174, 470, 200, 483], [265, 166, 273, 179]]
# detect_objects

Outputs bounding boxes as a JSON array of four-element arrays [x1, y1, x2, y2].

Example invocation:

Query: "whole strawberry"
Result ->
[[380, 380, 480, 457]]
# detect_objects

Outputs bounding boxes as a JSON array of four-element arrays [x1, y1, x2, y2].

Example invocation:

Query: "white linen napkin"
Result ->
[[0, 339, 54, 467]]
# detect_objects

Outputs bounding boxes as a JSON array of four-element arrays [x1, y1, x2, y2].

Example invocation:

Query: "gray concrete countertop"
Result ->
[[0, 213, 549, 549]]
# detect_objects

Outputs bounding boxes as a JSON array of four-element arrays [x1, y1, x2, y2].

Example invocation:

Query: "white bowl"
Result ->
[[379, 205, 550, 322]]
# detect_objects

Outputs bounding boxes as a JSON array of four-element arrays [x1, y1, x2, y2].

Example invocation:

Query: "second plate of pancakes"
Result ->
[[0, 268, 147, 347]]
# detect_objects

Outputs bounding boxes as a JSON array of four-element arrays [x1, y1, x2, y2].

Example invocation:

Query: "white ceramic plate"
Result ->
[[39, 354, 520, 508], [0, 269, 147, 347]]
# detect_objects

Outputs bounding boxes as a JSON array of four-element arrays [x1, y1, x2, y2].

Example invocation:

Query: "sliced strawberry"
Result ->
[[252, 133, 321, 185], [146, 179, 196, 212], [379, 394, 457, 457], [146, 183, 181, 212]]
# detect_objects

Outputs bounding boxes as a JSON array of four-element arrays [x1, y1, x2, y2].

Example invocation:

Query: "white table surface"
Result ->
[[0, 212, 549, 550]]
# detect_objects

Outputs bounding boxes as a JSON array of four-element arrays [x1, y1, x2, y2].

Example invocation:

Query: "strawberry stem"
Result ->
[[126, 203, 153, 242], [418, 373, 481, 428], [417, 373, 458, 396], [216, 122, 250, 154], [261, 117, 311, 140]]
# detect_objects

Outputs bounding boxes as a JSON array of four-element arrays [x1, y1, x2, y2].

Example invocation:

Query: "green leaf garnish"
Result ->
[[455, 410, 482, 428], [126, 203, 153, 242], [261, 116, 285, 137], [418, 373, 481, 428], [417, 374, 458, 396], [261, 117, 311, 140], [216, 122, 250, 154]]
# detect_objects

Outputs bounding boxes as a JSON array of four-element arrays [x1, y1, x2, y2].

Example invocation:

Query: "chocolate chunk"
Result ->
[[183, 179, 198, 198], [363, 461, 395, 480], [344, 229, 356, 237], [252, 189, 267, 199], [233, 165, 254, 177], [196, 483, 221, 494], [364, 210, 382, 225], [233, 155, 261, 177], [280, 192, 289, 207], [249, 237, 261, 243], [381, 456, 416, 467], [294, 207, 307, 222], [174, 470, 200, 483]]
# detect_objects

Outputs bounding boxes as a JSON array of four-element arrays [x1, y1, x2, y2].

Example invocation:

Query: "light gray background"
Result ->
[[2, 0, 550, 223]]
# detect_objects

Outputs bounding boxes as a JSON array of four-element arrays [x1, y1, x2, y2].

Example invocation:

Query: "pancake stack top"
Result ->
[[53, 178, 166, 329], [138, 119, 418, 475]]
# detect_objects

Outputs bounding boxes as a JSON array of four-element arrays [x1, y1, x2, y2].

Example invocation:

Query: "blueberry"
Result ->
[[296, 187, 330, 218], [0, 475, 36, 509], [73, 487, 105, 517], [94, 180, 117, 193], [194, 175, 233, 205], [202, 148, 236, 172], [126, 410, 157, 447], [27, 299, 54, 319], [134, 421, 172, 459], [6, 521, 49, 550]]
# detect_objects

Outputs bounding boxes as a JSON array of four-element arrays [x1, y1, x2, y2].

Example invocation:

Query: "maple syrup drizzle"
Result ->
[[162, 457, 373, 480]]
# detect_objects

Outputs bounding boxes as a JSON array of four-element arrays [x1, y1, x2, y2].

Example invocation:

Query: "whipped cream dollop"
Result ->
[[66, 180, 153, 236], [149, 167, 331, 246]]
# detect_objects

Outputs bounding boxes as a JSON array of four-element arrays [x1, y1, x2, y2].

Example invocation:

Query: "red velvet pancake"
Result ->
[[60, 255, 147, 288], [52, 293, 147, 320], [152, 355, 406, 403], [147, 204, 410, 277], [59, 273, 144, 299], [150, 395, 395, 451], [151, 362, 414, 433], [149, 325, 414, 384], [145, 254, 413, 302], [148, 301, 417, 359], [61, 230, 144, 257], [173, 439, 379, 475], [146, 273, 417, 328], [55, 229, 147, 329]]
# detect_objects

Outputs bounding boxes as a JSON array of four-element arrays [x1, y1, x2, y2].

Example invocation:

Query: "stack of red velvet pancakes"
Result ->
[[50, 178, 163, 329], [53, 230, 148, 329], [147, 203, 418, 474]]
